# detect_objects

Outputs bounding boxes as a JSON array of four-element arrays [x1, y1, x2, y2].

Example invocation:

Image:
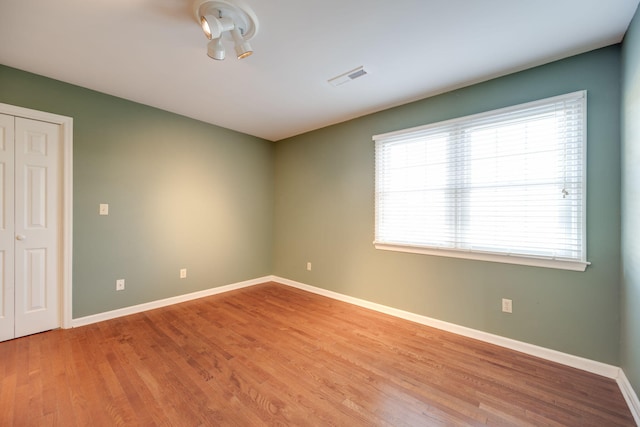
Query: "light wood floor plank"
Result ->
[[0, 282, 635, 426]]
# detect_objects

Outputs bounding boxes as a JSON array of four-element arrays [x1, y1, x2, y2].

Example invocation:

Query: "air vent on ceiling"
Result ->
[[328, 66, 368, 87]]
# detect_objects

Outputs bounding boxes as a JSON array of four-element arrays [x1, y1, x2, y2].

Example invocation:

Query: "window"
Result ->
[[373, 91, 588, 271]]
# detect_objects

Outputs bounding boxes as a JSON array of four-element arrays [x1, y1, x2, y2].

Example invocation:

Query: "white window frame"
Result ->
[[373, 91, 589, 272]]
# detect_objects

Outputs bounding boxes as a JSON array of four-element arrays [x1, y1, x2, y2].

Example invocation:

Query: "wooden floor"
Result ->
[[0, 282, 635, 426]]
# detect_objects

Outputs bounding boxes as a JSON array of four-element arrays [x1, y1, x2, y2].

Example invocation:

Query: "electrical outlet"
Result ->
[[116, 279, 125, 291], [306, 262, 312, 271], [180, 268, 187, 279], [502, 298, 512, 313], [99, 203, 109, 216]]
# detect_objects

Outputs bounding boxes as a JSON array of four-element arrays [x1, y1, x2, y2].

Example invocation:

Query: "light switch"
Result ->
[[99, 204, 109, 216]]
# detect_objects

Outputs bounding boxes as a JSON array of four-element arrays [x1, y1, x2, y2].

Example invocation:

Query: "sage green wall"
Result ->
[[0, 65, 274, 318], [0, 46, 625, 365], [274, 46, 622, 364], [622, 4, 640, 398]]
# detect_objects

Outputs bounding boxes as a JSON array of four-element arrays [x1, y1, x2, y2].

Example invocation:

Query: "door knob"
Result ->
[[16, 234, 26, 241]]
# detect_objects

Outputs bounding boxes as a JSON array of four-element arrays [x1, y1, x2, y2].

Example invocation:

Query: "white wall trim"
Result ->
[[0, 103, 73, 331], [68, 273, 639, 422], [272, 276, 621, 379], [71, 276, 269, 328], [618, 369, 640, 426], [273, 276, 640, 420]]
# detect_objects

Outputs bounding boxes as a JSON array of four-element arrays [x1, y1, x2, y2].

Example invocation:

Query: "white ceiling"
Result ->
[[1, 0, 638, 141]]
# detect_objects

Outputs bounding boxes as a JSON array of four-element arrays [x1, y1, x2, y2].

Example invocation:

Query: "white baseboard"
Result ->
[[69, 274, 640, 423], [618, 369, 640, 426], [272, 276, 621, 379], [70, 276, 270, 328], [273, 276, 640, 423]]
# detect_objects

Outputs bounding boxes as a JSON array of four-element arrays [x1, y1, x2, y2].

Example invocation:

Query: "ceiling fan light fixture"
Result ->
[[194, 0, 258, 61]]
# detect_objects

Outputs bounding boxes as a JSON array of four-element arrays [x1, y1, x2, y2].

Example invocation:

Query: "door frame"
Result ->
[[0, 102, 73, 329]]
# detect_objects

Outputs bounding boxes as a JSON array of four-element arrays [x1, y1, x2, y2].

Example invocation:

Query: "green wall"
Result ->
[[0, 44, 627, 367], [622, 4, 640, 398], [0, 65, 274, 318], [274, 46, 622, 365]]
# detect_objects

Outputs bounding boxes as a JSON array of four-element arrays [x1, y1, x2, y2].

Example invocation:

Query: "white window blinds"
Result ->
[[373, 91, 588, 271]]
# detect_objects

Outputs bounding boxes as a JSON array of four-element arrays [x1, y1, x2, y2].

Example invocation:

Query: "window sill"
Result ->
[[374, 243, 589, 272]]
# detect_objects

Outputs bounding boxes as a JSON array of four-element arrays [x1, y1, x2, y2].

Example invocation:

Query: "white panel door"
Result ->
[[0, 114, 16, 341], [13, 117, 60, 338]]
